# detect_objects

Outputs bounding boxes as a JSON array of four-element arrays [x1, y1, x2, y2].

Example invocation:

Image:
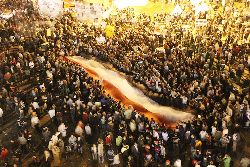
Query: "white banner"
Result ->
[[195, 19, 207, 27]]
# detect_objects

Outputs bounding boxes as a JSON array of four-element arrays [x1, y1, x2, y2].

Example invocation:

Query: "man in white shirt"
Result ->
[[85, 124, 92, 136], [162, 131, 169, 142], [39, 55, 45, 64], [174, 159, 181, 167], [46, 70, 53, 80], [31, 114, 39, 128], [153, 130, 159, 140], [0, 107, 3, 125], [18, 134, 27, 145], [185, 130, 191, 140], [129, 120, 136, 132], [124, 105, 133, 120], [75, 98, 82, 110], [32, 101, 40, 110], [66, 98, 73, 107], [39, 83, 46, 92], [98, 141, 104, 163], [29, 61, 34, 69], [91, 144, 98, 160], [207, 161, 216, 167], [85, 124, 92, 144], [58, 123, 67, 137], [211, 126, 217, 136], [48, 108, 55, 119], [200, 130, 208, 141], [68, 135, 77, 150], [112, 154, 120, 165], [181, 95, 188, 108], [246, 110, 250, 127]]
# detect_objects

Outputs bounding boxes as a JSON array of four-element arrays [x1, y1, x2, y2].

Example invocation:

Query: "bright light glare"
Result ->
[[38, 0, 64, 18], [195, 3, 209, 14], [190, 0, 202, 6], [103, 8, 112, 19], [172, 4, 183, 16], [114, 0, 148, 10]]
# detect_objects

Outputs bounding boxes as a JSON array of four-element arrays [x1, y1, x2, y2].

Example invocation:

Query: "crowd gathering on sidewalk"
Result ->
[[0, 0, 250, 167]]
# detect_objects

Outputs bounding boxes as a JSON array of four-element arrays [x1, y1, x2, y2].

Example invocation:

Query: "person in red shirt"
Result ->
[[0, 147, 8, 161], [105, 133, 112, 146]]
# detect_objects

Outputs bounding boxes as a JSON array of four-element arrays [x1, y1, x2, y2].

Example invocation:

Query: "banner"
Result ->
[[195, 19, 207, 27]]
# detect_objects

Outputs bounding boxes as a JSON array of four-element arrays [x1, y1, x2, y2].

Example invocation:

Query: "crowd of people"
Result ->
[[0, 0, 250, 167]]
